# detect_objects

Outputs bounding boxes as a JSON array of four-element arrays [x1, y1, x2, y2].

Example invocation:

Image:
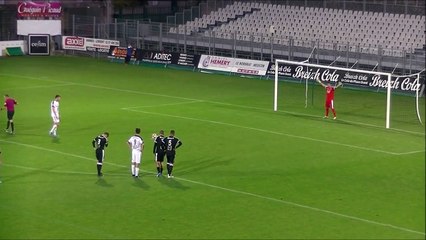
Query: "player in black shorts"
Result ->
[[153, 130, 166, 177], [92, 132, 109, 176], [162, 130, 182, 178]]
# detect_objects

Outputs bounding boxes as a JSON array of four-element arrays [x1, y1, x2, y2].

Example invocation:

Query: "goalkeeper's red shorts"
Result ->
[[325, 99, 334, 109]]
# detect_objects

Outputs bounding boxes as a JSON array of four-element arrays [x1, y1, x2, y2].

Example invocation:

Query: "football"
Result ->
[[151, 133, 157, 139]]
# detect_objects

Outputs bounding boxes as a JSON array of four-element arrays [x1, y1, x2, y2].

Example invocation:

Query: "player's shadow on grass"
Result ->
[[158, 177, 190, 190], [178, 157, 230, 175], [1, 169, 40, 183], [275, 111, 323, 122], [51, 137, 60, 144], [96, 178, 113, 188], [1, 164, 60, 183], [132, 177, 150, 190]]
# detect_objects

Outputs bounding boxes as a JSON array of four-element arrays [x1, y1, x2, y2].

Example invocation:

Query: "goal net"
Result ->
[[273, 59, 424, 130]]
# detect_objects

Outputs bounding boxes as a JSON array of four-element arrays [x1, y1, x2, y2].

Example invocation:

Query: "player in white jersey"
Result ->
[[127, 128, 144, 177], [49, 95, 61, 137]]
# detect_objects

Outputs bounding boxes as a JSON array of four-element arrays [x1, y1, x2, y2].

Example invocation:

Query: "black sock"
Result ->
[[167, 165, 171, 175], [156, 167, 160, 173], [11, 122, 14, 132], [97, 164, 102, 175], [160, 166, 163, 174], [6, 121, 10, 129]]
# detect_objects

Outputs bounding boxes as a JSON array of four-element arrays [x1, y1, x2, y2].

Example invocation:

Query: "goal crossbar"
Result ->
[[274, 59, 392, 128]]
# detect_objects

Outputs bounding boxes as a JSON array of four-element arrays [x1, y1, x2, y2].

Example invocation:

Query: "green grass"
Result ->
[[0, 56, 424, 239]]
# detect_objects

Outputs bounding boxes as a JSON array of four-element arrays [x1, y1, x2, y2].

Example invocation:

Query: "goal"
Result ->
[[272, 59, 421, 129]]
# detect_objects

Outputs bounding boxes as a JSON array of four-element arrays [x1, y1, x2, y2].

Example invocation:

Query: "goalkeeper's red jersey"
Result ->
[[326, 86, 335, 101]]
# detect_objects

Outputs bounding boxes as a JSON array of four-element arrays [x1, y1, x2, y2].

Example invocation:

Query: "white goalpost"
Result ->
[[392, 71, 425, 125], [273, 59, 393, 129]]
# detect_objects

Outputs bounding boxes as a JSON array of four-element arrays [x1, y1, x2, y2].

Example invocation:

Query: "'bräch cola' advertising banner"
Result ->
[[267, 62, 424, 92]]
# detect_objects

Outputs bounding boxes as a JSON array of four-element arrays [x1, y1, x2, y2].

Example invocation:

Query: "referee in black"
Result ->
[[92, 132, 109, 176], [163, 130, 182, 178]]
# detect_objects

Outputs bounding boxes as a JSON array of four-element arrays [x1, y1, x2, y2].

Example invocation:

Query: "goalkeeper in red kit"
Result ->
[[316, 80, 342, 120]]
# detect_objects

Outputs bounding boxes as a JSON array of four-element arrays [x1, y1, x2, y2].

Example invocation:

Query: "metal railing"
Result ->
[[1, 0, 424, 76], [166, 0, 425, 27], [60, 18, 423, 75]]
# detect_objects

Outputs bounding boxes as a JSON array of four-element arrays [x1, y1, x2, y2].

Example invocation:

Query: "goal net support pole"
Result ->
[[392, 71, 425, 125], [273, 59, 393, 129]]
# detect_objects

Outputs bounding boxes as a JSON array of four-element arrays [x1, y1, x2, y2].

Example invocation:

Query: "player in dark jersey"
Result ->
[[92, 132, 109, 176], [1, 94, 18, 134], [153, 130, 166, 177], [162, 130, 182, 178]]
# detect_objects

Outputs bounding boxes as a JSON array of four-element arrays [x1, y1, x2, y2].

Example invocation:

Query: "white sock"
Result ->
[[50, 125, 56, 132], [131, 165, 135, 175], [135, 167, 139, 177]]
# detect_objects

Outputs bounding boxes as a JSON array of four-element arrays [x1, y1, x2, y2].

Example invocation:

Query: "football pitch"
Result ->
[[0, 56, 424, 239]]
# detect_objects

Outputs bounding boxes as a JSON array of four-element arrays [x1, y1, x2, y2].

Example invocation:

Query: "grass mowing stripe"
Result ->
[[0, 203, 120, 239], [1, 139, 424, 237], [122, 108, 416, 155], [1, 72, 424, 137]]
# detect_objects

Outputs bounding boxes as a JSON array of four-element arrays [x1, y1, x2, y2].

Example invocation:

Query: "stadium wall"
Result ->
[[0, 40, 26, 56]]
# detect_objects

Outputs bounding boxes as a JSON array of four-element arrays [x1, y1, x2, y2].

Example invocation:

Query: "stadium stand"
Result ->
[[169, 2, 426, 56]]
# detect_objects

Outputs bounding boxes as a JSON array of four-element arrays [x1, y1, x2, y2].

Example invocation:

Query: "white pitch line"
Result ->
[[122, 108, 423, 156], [0, 139, 126, 169], [0, 139, 424, 236], [394, 149, 426, 155], [1, 73, 424, 136], [2, 73, 424, 153], [3, 163, 95, 175], [122, 100, 203, 109], [0, 73, 65, 84], [1, 83, 76, 91], [2, 163, 132, 176], [176, 177, 425, 236]]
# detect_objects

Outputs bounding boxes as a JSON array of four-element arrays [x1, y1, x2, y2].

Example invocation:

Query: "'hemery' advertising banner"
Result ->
[[198, 55, 269, 76]]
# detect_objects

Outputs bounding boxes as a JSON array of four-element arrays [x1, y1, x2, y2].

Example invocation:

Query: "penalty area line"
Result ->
[[176, 177, 425, 236], [121, 100, 203, 109], [1, 83, 76, 91], [122, 108, 414, 156], [2, 163, 132, 177], [1, 73, 424, 137], [0, 139, 424, 236]]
